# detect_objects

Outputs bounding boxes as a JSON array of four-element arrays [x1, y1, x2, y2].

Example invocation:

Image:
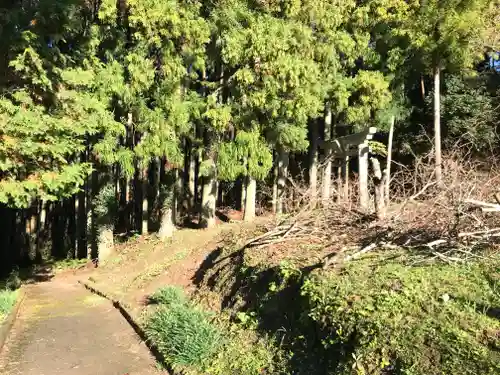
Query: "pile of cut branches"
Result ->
[[247, 154, 500, 267]]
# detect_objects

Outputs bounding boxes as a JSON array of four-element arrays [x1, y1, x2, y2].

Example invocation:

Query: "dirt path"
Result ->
[[0, 276, 160, 375]]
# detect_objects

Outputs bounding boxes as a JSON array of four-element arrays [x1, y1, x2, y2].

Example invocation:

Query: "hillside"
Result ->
[[80, 203, 500, 375]]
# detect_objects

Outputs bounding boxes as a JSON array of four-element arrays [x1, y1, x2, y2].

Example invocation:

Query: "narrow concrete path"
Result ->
[[0, 276, 161, 375]]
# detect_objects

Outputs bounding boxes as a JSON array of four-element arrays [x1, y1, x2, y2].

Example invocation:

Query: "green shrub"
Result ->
[[204, 323, 285, 375], [302, 255, 500, 375], [146, 286, 286, 374], [150, 286, 186, 307], [146, 297, 222, 369], [5, 268, 21, 290], [0, 289, 18, 321]]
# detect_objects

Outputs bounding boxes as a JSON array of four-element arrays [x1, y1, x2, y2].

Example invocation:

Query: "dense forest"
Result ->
[[1, 0, 499, 277]]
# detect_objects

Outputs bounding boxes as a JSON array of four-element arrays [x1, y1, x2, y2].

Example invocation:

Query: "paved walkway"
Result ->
[[0, 276, 160, 375]]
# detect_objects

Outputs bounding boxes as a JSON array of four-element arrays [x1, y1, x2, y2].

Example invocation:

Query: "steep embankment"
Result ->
[[82, 215, 500, 375]]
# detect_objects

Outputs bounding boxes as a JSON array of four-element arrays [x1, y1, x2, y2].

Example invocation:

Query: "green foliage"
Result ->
[[150, 286, 187, 307], [369, 141, 388, 157], [4, 268, 21, 291], [217, 130, 273, 181], [440, 73, 499, 151], [146, 286, 285, 374], [301, 255, 500, 375], [0, 289, 18, 321], [94, 183, 118, 227], [52, 258, 88, 271], [204, 323, 284, 375], [146, 291, 222, 369]]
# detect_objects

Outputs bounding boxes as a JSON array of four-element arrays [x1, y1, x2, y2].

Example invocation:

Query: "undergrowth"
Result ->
[[0, 289, 18, 322], [193, 232, 500, 375], [302, 254, 500, 375], [145, 286, 285, 374]]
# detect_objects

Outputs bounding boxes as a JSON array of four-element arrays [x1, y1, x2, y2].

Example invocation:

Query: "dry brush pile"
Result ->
[[247, 153, 500, 266]]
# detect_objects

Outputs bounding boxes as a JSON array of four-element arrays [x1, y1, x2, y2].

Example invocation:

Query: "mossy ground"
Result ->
[[85, 219, 500, 374]]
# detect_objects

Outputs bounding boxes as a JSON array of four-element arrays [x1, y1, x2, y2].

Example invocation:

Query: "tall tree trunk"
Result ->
[[141, 165, 148, 235], [244, 176, 256, 221], [158, 205, 175, 240], [272, 158, 278, 214], [433, 66, 443, 184], [188, 145, 196, 213], [336, 163, 342, 202], [76, 184, 87, 259], [343, 156, 349, 202], [36, 200, 46, 262], [309, 120, 319, 202], [201, 159, 217, 228], [385, 116, 395, 205], [240, 156, 248, 212], [89, 168, 99, 260], [68, 196, 76, 258], [174, 169, 183, 225], [240, 178, 247, 212], [420, 75, 426, 101], [371, 157, 386, 219], [277, 148, 289, 215], [322, 105, 333, 203], [358, 143, 369, 210]]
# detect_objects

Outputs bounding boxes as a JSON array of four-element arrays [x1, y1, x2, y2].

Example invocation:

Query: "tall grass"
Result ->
[[145, 286, 284, 374], [0, 290, 18, 321], [145, 287, 221, 369]]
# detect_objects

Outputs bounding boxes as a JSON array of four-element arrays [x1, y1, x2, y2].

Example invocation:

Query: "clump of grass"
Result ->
[[145, 287, 221, 370], [145, 286, 285, 374], [0, 289, 18, 322], [53, 258, 88, 271], [149, 286, 186, 306], [302, 254, 500, 375]]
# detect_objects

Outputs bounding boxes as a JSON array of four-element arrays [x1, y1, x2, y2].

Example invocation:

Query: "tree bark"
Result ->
[[173, 169, 183, 225], [277, 148, 289, 215], [158, 207, 175, 240], [309, 120, 319, 202], [343, 156, 349, 202], [385, 115, 395, 205], [141, 165, 148, 235], [420, 75, 426, 101], [201, 159, 217, 228], [158, 187, 175, 242], [34, 201, 45, 262], [240, 156, 247, 212], [240, 176, 247, 212], [89, 168, 99, 260], [244, 176, 256, 221], [97, 225, 114, 264], [358, 143, 369, 210], [188, 146, 196, 212], [336, 164, 342, 203], [272, 158, 278, 214], [371, 157, 386, 219], [433, 66, 443, 184], [322, 106, 333, 203]]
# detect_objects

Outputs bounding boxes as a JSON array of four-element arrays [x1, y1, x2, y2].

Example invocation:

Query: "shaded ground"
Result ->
[[0, 274, 161, 375]]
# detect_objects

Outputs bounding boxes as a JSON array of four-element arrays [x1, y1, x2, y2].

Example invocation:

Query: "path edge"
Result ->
[[78, 280, 176, 374], [0, 288, 25, 354]]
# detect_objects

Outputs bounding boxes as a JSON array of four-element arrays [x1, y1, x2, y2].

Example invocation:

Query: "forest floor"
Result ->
[[0, 271, 162, 375]]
